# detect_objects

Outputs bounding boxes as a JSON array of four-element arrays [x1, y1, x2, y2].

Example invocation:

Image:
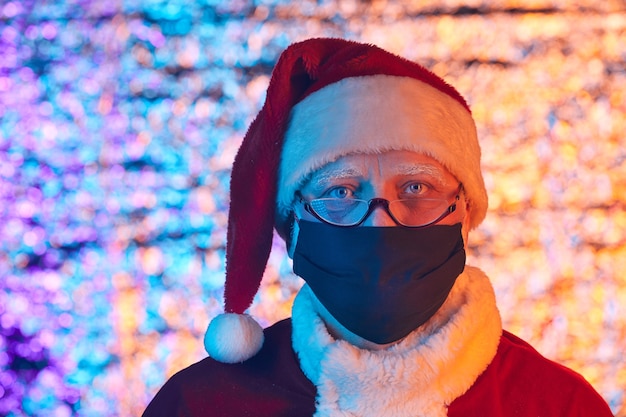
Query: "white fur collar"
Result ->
[[291, 266, 502, 417]]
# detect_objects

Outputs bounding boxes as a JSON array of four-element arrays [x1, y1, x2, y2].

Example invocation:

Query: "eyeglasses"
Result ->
[[296, 184, 463, 228]]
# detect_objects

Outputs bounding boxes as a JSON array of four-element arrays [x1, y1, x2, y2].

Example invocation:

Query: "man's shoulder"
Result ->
[[449, 329, 613, 416], [494, 330, 604, 391], [143, 319, 316, 417], [496, 330, 589, 379]]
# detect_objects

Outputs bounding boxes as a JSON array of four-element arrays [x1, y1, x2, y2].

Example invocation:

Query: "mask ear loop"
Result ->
[[285, 211, 301, 258], [283, 192, 306, 256]]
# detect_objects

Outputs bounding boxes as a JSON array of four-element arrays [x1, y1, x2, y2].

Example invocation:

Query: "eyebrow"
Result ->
[[391, 163, 446, 186], [303, 162, 448, 192], [305, 166, 366, 190]]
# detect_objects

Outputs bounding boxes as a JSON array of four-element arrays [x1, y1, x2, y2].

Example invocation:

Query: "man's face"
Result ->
[[290, 150, 470, 254]]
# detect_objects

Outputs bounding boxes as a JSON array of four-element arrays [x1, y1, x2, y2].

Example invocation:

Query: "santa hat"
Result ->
[[204, 38, 488, 363]]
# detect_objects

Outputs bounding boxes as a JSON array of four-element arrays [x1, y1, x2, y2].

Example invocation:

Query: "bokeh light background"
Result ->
[[1, 0, 625, 415]]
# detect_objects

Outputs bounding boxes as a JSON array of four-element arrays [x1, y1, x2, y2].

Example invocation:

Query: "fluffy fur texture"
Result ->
[[292, 266, 502, 417], [204, 313, 264, 363], [278, 75, 487, 231]]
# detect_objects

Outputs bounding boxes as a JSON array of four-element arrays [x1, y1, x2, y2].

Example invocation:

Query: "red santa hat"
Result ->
[[204, 38, 488, 363]]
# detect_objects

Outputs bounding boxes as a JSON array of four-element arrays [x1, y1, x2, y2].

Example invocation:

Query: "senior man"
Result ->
[[143, 38, 612, 416]]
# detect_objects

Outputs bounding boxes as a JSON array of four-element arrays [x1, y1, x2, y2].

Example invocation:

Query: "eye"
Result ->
[[402, 182, 427, 196], [323, 186, 354, 199]]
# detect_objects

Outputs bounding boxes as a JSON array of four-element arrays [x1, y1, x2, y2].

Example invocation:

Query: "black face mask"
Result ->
[[293, 220, 466, 344]]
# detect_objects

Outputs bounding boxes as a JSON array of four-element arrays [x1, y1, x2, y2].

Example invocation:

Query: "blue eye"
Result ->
[[325, 187, 354, 199], [405, 183, 425, 194]]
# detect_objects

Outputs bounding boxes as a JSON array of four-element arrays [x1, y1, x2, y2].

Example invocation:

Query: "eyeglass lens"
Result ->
[[309, 197, 453, 227]]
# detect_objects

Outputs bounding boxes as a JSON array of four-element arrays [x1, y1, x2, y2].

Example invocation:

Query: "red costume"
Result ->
[[144, 268, 612, 416], [144, 321, 612, 417]]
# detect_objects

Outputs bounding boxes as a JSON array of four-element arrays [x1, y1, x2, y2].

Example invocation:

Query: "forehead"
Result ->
[[304, 150, 454, 186]]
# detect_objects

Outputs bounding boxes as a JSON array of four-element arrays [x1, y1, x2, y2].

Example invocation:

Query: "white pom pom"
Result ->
[[204, 313, 264, 363]]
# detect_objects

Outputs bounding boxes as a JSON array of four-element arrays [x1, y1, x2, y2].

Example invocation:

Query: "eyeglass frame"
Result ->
[[294, 183, 464, 228]]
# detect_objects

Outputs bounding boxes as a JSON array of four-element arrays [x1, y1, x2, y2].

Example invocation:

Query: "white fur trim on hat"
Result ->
[[204, 313, 264, 363], [276, 74, 488, 230]]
